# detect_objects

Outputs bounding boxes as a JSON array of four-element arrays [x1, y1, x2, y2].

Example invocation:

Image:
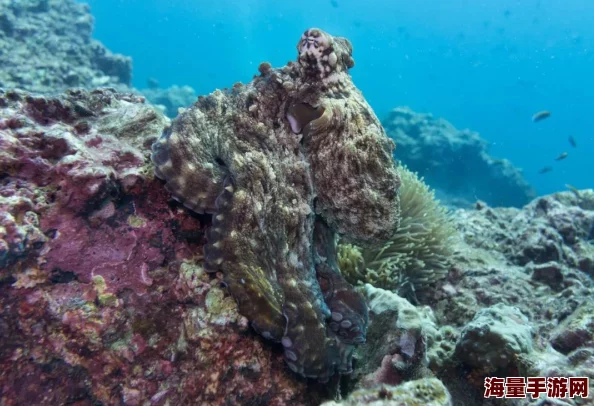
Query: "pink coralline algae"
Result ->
[[0, 88, 323, 405]]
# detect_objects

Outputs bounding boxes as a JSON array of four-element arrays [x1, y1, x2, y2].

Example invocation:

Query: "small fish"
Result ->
[[565, 184, 581, 198], [330, 0, 339, 7], [503, 9, 512, 18], [538, 166, 553, 174], [555, 152, 568, 161], [568, 135, 577, 148], [532, 110, 551, 122]]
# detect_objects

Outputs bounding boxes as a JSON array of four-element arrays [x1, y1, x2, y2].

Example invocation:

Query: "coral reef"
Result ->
[[151, 28, 401, 381], [340, 191, 593, 406], [1, 0, 593, 402], [0, 0, 201, 122], [1, 86, 593, 404], [338, 165, 456, 301], [141, 84, 197, 118], [428, 191, 594, 405], [383, 107, 536, 208], [0, 88, 323, 405], [0, 0, 131, 93]]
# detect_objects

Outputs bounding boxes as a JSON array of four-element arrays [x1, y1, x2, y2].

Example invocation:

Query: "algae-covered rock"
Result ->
[[455, 303, 533, 373], [354, 285, 438, 388], [549, 302, 594, 354], [0, 88, 321, 405]]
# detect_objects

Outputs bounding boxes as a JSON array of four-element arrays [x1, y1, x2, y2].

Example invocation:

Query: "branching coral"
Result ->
[[338, 165, 456, 302]]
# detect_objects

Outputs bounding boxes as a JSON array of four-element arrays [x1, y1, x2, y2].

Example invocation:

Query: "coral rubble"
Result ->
[[151, 28, 401, 381], [384, 107, 536, 208], [332, 191, 593, 406], [454, 303, 534, 374]]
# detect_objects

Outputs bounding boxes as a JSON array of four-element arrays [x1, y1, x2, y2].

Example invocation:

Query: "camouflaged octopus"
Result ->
[[151, 28, 401, 381]]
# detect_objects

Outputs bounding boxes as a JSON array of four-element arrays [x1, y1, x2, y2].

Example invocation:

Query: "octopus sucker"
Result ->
[[151, 28, 400, 381], [314, 220, 369, 346]]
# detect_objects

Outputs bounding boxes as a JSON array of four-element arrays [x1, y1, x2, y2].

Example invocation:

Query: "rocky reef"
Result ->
[[1, 1, 593, 404], [322, 378, 453, 406], [430, 191, 594, 405], [326, 191, 593, 406], [0, 0, 131, 93], [384, 107, 536, 208], [2, 85, 591, 406], [0, 0, 196, 119]]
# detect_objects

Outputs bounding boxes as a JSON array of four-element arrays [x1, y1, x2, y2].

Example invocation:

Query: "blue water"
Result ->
[[84, 0, 593, 198]]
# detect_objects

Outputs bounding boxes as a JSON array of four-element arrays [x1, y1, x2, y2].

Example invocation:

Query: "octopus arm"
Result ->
[[151, 95, 229, 213], [279, 266, 340, 381], [313, 219, 368, 349], [207, 176, 287, 340]]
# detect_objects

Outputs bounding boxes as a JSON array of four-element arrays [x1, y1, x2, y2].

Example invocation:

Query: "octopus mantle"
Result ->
[[151, 28, 400, 381]]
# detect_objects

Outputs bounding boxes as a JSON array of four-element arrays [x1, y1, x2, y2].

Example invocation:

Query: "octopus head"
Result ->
[[297, 28, 355, 79]]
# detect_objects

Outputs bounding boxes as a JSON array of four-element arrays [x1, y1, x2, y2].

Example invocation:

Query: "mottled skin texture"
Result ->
[[151, 28, 400, 380]]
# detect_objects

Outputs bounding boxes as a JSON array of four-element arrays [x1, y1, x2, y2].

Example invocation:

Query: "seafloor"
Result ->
[[0, 1, 592, 406]]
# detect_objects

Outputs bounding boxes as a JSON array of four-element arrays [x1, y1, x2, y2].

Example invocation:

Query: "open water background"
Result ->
[[83, 0, 594, 197]]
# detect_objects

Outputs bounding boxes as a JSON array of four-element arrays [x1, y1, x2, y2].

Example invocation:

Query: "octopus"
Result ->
[[151, 28, 401, 381]]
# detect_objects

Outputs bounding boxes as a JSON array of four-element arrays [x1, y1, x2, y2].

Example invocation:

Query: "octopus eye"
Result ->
[[286, 103, 324, 134], [215, 157, 226, 167]]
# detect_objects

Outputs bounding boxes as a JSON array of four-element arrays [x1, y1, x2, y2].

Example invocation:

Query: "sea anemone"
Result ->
[[337, 165, 456, 302]]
